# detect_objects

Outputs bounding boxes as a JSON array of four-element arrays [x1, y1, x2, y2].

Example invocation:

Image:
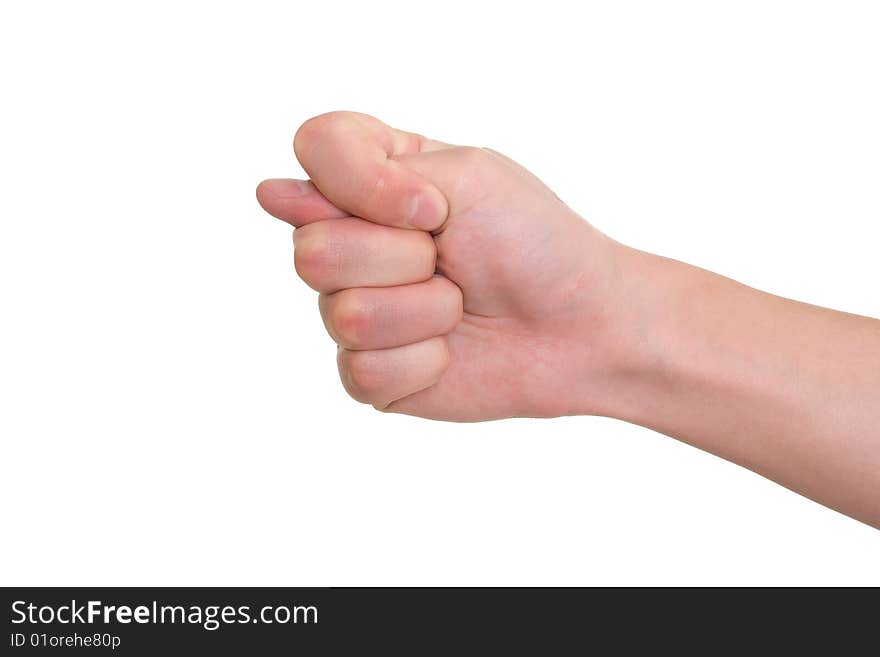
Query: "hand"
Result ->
[[257, 111, 633, 421], [258, 111, 880, 526]]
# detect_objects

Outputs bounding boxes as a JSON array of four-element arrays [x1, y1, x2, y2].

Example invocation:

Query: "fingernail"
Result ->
[[262, 178, 309, 199], [408, 186, 448, 231]]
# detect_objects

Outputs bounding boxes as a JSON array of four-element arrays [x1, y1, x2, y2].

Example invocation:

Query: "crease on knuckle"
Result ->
[[362, 163, 389, 207], [294, 228, 344, 288], [342, 351, 385, 403], [333, 296, 374, 348]]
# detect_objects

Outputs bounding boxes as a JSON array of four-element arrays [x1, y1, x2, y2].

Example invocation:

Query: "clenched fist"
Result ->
[[257, 111, 633, 421]]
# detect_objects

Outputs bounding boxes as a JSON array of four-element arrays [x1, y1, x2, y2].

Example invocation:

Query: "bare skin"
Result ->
[[257, 111, 880, 528]]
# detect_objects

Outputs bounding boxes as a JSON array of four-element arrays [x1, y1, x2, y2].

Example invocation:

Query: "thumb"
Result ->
[[293, 111, 450, 231]]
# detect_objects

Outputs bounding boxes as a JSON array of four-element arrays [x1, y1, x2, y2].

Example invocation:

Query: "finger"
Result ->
[[319, 276, 463, 350], [256, 178, 348, 227], [293, 111, 449, 231], [337, 337, 449, 407], [294, 217, 436, 294]]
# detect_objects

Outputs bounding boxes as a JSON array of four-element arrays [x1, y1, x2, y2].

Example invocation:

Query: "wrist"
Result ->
[[573, 243, 702, 421]]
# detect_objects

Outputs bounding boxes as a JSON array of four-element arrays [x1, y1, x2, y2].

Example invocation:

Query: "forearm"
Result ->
[[597, 246, 880, 527]]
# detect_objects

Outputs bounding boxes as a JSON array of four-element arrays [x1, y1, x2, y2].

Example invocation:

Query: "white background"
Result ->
[[2, 1, 878, 585]]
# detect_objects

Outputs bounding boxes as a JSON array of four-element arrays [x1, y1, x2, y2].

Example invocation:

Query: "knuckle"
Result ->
[[293, 235, 323, 281], [340, 350, 384, 403], [294, 111, 355, 159], [319, 110, 357, 128], [293, 227, 342, 289], [331, 296, 373, 348]]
